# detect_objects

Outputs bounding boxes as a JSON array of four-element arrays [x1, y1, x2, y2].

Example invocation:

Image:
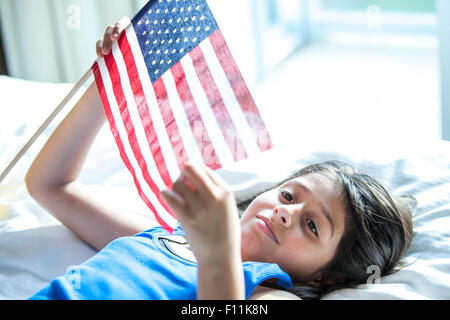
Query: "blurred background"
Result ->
[[0, 0, 448, 146]]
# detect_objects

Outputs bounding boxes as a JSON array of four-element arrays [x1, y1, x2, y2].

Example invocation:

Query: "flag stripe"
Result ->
[[161, 69, 206, 166], [118, 32, 173, 189], [189, 45, 248, 162], [93, 62, 175, 232], [103, 51, 176, 219], [152, 76, 190, 170], [112, 37, 168, 193], [170, 61, 222, 170], [209, 30, 273, 152], [124, 25, 181, 182], [199, 38, 260, 158], [180, 52, 234, 168], [97, 58, 177, 228]]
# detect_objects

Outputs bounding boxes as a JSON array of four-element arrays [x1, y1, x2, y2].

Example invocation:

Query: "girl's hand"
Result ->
[[96, 16, 131, 59], [161, 163, 242, 263]]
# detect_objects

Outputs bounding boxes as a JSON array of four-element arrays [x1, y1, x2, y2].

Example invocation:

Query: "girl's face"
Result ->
[[240, 173, 348, 283]]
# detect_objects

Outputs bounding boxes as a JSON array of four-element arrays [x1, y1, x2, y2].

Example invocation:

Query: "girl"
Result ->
[[25, 18, 414, 300]]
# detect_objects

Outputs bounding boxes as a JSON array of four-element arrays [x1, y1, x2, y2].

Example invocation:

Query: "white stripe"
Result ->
[[180, 52, 234, 167], [125, 26, 181, 182], [111, 40, 167, 191], [97, 58, 178, 228], [200, 38, 260, 157], [161, 70, 205, 165]]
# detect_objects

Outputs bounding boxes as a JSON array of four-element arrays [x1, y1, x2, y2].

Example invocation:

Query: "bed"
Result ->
[[1, 75, 449, 300]]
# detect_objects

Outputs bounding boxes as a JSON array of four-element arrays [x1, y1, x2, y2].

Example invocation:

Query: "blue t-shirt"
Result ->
[[29, 226, 293, 300]]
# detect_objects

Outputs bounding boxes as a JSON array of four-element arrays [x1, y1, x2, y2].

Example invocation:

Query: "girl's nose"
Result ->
[[274, 207, 292, 227]]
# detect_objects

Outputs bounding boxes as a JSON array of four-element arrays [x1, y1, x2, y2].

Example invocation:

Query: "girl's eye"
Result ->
[[280, 190, 294, 202], [307, 219, 319, 237]]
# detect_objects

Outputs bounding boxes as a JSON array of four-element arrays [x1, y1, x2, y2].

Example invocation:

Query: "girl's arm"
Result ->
[[161, 164, 245, 300], [25, 18, 156, 251]]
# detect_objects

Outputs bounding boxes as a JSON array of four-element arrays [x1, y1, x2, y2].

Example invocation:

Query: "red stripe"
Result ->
[[92, 62, 174, 233], [189, 46, 248, 162], [170, 62, 222, 170], [103, 53, 176, 220], [152, 77, 189, 170], [208, 30, 273, 152], [118, 32, 173, 189]]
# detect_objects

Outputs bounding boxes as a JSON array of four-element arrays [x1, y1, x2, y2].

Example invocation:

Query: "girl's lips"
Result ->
[[256, 215, 279, 244]]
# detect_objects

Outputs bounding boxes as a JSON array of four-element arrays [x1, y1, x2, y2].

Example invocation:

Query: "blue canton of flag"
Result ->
[[133, 0, 218, 83], [92, 0, 273, 232]]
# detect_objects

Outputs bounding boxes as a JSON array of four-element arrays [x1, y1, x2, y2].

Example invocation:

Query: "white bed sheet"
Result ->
[[0, 76, 449, 300]]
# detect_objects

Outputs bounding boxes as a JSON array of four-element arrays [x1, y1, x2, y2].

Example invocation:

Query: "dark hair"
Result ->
[[238, 160, 415, 299]]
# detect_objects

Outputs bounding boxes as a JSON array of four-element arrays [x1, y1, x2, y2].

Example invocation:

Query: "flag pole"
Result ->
[[0, 68, 93, 184]]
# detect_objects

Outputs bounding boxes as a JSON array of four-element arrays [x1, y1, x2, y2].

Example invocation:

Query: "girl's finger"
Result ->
[[172, 175, 200, 210], [202, 164, 227, 188], [161, 189, 186, 215], [181, 163, 217, 198], [112, 16, 131, 40], [96, 40, 104, 59], [102, 25, 115, 55]]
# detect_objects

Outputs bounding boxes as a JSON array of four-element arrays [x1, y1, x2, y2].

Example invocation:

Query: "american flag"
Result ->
[[92, 0, 272, 232]]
